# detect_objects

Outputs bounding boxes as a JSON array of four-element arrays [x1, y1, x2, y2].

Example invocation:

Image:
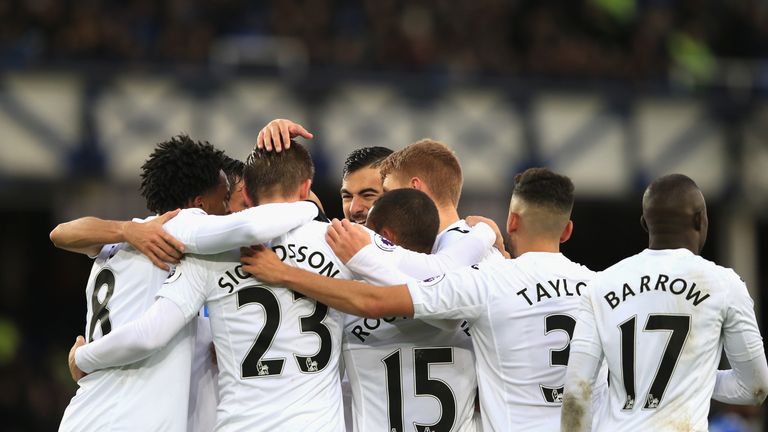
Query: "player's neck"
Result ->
[[258, 194, 301, 205], [514, 237, 561, 256], [437, 205, 461, 233], [648, 234, 700, 255]]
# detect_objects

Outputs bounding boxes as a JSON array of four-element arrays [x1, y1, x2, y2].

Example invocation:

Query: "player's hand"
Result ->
[[256, 119, 313, 153], [466, 215, 511, 259], [68, 336, 87, 382], [240, 245, 289, 285], [326, 219, 371, 263], [124, 209, 185, 271]]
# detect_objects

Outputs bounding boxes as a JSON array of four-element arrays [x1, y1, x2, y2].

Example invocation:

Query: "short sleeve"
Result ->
[[569, 288, 604, 360], [405, 265, 493, 321], [722, 274, 765, 363], [156, 255, 210, 322]]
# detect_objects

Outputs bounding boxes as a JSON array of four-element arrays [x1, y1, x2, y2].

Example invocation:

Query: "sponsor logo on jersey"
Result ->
[[374, 234, 396, 252], [420, 274, 445, 287], [164, 264, 182, 284]]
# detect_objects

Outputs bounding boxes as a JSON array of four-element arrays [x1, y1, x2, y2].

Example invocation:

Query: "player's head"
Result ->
[[507, 167, 574, 258], [223, 156, 247, 212], [378, 139, 463, 209], [641, 174, 708, 253], [243, 140, 314, 205], [365, 189, 439, 254], [140, 134, 230, 216], [341, 146, 393, 224]]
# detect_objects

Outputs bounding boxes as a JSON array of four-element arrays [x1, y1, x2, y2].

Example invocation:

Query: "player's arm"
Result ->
[[466, 215, 511, 259], [562, 292, 604, 432], [328, 219, 496, 280], [241, 245, 414, 318], [70, 256, 210, 380], [71, 297, 189, 379], [50, 210, 184, 269], [167, 201, 319, 255], [713, 277, 768, 405]]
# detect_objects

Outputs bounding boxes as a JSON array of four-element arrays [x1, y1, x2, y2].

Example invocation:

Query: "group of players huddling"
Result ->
[[50, 118, 768, 432]]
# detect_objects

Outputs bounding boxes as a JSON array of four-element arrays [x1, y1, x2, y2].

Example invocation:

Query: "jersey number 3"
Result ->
[[237, 286, 332, 378]]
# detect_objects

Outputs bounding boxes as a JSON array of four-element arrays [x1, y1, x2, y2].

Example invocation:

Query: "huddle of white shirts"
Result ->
[[60, 209, 765, 432]]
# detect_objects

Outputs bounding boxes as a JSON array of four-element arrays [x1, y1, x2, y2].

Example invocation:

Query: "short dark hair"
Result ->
[[512, 167, 574, 213], [140, 134, 225, 214], [243, 140, 315, 204], [342, 146, 393, 177], [366, 189, 439, 254], [222, 156, 245, 191]]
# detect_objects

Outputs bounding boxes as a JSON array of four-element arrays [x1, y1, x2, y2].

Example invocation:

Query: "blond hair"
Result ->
[[378, 139, 463, 206]]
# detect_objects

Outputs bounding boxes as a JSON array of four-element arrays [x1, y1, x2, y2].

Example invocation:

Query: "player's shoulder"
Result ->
[[565, 258, 597, 280], [689, 254, 745, 287], [285, 219, 331, 238], [594, 252, 644, 278], [448, 219, 473, 235], [162, 207, 207, 234]]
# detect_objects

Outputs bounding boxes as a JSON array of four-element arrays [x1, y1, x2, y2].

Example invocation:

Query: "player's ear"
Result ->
[[380, 227, 398, 245], [188, 195, 205, 210], [506, 212, 519, 235], [298, 179, 312, 201], [410, 177, 422, 191], [692, 210, 703, 232], [243, 188, 255, 208], [560, 220, 573, 244], [640, 215, 648, 233]]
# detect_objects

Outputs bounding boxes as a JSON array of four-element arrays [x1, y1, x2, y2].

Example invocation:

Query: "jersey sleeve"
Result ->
[[75, 298, 187, 373], [348, 246, 415, 285], [164, 202, 318, 254], [722, 275, 765, 363], [405, 264, 494, 321], [568, 288, 604, 360], [156, 255, 212, 322], [347, 223, 496, 280]]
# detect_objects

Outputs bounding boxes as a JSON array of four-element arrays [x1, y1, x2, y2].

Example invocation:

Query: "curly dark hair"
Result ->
[[342, 146, 393, 177], [140, 134, 226, 213], [223, 155, 245, 191], [512, 167, 574, 213]]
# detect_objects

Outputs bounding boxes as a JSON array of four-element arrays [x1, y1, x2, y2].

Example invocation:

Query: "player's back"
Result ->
[[343, 218, 498, 432], [202, 220, 352, 431], [60, 241, 194, 432], [586, 248, 744, 431], [471, 252, 594, 431], [342, 312, 476, 432]]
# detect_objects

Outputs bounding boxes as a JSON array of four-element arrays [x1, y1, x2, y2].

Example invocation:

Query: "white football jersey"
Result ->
[[59, 235, 195, 432], [158, 220, 353, 432], [433, 220, 505, 264], [188, 314, 218, 432], [341, 220, 500, 432], [569, 248, 764, 432], [406, 252, 595, 432]]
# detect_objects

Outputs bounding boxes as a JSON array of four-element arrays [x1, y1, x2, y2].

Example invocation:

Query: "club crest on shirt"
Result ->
[[374, 234, 396, 252], [421, 274, 445, 287], [164, 264, 182, 284]]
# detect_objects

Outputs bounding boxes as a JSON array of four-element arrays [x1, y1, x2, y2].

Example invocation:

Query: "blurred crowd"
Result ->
[[0, 0, 767, 80]]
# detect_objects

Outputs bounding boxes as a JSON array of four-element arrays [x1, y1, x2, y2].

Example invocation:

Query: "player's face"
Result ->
[[341, 167, 384, 224], [228, 178, 248, 212], [200, 170, 231, 216]]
